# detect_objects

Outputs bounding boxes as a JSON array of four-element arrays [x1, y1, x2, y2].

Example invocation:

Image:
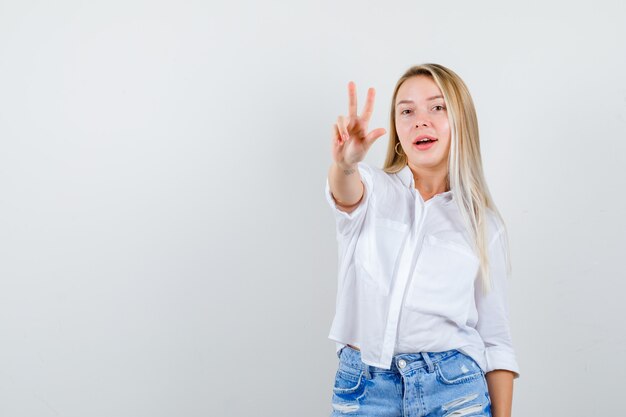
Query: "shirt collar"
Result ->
[[396, 164, 454, 203]]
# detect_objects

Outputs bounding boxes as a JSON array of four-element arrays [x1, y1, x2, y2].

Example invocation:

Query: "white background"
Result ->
[[1, 1, 625, 416]]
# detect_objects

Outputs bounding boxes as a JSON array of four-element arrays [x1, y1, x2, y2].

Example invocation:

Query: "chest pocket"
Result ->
[[405, 233, 480, 324], [353, 218, 409, 296]]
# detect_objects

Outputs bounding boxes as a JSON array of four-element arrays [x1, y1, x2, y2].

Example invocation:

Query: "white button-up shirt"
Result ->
[[324, 162, 520, 379]]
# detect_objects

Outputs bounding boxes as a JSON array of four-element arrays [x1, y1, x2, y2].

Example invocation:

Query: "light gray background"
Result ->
[[1, 1, 625, 416]]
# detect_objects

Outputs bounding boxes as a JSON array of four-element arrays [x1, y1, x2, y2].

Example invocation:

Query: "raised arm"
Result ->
[[328, 81, 386, 213], [327, 162, 364, 213]]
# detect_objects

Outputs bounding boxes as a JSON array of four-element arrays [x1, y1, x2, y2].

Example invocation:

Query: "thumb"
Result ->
[[365, 128, 386, 145]]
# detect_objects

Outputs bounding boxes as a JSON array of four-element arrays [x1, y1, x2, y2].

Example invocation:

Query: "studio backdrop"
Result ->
[[0, 1, 625, 416]]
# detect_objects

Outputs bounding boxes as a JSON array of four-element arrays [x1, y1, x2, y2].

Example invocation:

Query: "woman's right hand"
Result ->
[[331, 81, 387, 168]]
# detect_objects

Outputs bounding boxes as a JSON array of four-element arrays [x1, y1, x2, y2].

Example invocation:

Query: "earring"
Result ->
[[395, 142, 403, 156]]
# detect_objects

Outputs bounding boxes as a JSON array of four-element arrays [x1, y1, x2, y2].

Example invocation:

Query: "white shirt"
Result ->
[[324, 161, 520, 379]]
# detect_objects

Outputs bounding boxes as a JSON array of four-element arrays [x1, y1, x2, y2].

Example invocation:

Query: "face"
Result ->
[[394, 76, 451, 172]]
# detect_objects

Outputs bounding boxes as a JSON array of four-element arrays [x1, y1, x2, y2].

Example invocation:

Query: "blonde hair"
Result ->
[[383, 63, 512, 295]]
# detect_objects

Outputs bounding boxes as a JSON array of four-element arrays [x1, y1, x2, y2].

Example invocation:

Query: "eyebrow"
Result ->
[[396, 95, 444, 106]]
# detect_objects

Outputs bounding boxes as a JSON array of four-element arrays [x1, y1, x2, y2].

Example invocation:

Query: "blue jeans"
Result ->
[[330, 345, 492, 417]]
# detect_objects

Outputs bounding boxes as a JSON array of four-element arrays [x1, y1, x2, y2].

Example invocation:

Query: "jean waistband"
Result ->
[[337, 345, 460, 376]]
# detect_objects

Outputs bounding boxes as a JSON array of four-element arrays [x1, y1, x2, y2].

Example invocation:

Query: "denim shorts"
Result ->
[[330, 345, 492, 417]]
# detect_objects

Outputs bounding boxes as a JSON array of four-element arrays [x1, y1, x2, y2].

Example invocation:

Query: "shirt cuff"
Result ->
[[484, 346, 520, 379]]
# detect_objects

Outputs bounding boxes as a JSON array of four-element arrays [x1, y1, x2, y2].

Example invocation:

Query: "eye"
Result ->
[[433, 105, 446, 111], [400, 109, 412, 115]]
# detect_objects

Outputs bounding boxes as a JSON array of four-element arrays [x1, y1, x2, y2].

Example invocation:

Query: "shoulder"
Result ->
[[355, 161, 379, 179], [356, 161, 406, 188]]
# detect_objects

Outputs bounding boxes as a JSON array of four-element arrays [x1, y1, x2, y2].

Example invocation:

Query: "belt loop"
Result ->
[[337, 346, 345, 359], [362, 362, 371, 380], [421, 352, 434, 373]]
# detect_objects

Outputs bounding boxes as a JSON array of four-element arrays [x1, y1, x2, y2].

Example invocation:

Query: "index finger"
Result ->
[[361, 87, 376, 121], [348, 81, 357, 117]]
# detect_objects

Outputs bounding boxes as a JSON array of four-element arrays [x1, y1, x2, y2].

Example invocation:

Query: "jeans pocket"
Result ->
[[332, 367, 367, 400], [435, 352, 483, 385]]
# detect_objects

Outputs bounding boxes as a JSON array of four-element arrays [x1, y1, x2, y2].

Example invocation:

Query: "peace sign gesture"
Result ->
[[331, 81, 387, 168]]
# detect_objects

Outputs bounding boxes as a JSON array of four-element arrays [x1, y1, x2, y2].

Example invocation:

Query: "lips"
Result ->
[[413, 135, 438, 145]]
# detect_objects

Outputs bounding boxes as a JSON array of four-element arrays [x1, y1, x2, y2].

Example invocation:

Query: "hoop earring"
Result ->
[[395, 142, 403, 156]]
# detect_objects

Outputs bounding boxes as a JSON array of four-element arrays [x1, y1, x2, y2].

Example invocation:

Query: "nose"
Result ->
[[414, 111, 431, 128]]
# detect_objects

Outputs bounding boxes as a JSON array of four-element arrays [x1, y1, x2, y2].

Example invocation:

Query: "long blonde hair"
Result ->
[[383, 63, 512, 295]]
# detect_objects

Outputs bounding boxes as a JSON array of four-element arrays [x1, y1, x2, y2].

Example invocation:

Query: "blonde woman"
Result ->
[[325, 63, 520, 417]]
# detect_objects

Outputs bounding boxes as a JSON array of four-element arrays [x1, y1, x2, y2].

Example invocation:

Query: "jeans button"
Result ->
[[398, 359, 407, 369]]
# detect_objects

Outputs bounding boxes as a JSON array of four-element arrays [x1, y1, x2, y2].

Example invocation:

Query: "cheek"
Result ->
[[437, 122, 451, 140], [395, 121, 411, 136]]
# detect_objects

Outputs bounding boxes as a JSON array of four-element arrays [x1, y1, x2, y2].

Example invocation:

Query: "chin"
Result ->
[[409, 156, 446, 168]]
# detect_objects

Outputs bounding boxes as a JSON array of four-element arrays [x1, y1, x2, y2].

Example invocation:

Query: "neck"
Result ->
[[408, 162, 449, 198]]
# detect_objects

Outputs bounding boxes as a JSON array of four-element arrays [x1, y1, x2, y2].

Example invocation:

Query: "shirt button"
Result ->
[[398, 359, 407, 369]]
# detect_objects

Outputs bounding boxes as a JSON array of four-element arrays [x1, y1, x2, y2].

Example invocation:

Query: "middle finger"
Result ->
[[348, 81, 357, 118], [361, 87, 376, 121]]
